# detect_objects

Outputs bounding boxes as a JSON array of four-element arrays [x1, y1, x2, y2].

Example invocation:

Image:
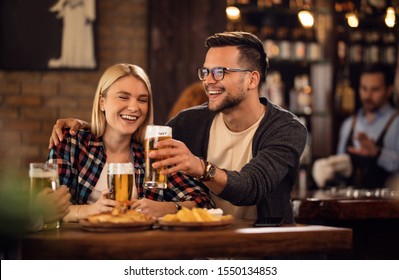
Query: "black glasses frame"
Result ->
[[197, 67, 252, 81]]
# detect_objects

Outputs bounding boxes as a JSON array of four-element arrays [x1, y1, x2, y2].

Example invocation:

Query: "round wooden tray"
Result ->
[[79, 218, 156, 232]]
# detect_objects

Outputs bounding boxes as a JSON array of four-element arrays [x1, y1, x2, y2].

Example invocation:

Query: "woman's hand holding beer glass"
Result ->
[[86, 189, 119, 216], [107, 163, 135, 204]]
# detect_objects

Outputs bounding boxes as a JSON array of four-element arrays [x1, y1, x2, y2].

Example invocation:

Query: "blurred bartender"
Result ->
[[314, 64, 399, 189]]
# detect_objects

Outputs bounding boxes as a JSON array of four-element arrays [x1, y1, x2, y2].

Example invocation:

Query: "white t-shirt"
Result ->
[[207, 112, 264, 219]]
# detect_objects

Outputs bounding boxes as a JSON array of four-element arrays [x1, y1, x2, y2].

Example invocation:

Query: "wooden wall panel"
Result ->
[[148, 0, 226, 124]]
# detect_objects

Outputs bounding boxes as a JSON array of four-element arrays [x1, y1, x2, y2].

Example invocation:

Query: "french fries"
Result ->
[[162, 207, 233, 222]]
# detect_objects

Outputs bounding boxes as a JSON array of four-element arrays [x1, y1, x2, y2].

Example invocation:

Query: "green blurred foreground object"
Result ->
[[0, 171, 32, 236]]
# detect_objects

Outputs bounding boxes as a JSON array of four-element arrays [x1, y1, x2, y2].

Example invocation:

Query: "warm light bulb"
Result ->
[[298, 10, 314, 28], [385, 7, 396, 28], [226, 6, 241, 21], [346, 13, 359, 28]]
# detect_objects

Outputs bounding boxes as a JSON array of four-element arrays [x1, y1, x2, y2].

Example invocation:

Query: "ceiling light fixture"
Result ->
[[226, 6, 241, 21], [385, 7, 396, 28], [298, 10, 314, 28], [346, 12, 359, 28]]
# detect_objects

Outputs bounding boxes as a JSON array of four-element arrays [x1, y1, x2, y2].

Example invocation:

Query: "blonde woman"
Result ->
[[47, 63, 214, 222]]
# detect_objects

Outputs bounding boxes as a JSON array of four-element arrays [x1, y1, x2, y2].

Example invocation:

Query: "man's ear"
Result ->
[[248, 71, 260, 90]]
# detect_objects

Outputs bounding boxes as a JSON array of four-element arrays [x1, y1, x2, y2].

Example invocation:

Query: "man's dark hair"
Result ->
[[361, 63, 394, 87], [205, 31, 269, 84]]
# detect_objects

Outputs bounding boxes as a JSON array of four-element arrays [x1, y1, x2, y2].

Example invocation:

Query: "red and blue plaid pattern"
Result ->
[[47, 129, 214, 208]]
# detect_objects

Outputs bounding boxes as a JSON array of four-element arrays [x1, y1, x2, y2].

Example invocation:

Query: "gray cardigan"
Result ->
[[167, 97, 307, 223]]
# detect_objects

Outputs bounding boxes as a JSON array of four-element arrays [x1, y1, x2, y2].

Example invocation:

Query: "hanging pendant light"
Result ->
[[385, 7, 396, 28], [298, 10, 314, 28], [346, 12, 359, 28]]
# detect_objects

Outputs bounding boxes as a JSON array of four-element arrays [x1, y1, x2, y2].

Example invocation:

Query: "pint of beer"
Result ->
[[107, 163, 134, 202], [144, 125, 172, 189], [29, 163, 60, 230]]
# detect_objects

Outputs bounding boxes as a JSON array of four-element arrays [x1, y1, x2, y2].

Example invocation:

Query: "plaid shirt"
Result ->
[[47, 129, 214, 208]]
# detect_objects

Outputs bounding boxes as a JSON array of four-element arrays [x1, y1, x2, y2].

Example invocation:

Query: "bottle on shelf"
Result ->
[[263, 71, 286, 108], [292, 27, 306, 61], [363, 30, 381, 64], [382, 32, 397, 65], [305, 28, 321, 62], [261, 25, 279, 59], [335, 67, 355, 116], [289, 74, 312, 115], [276, 26, 291, 60], [298, 74, 312, 115], [348, 30, 363, 64]]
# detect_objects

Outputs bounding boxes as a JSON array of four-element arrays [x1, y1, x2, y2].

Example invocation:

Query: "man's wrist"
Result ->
[[196, 159, 216, 182]]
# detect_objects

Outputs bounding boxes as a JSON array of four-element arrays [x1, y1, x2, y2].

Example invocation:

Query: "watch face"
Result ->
[[208, 164, 216, 178]]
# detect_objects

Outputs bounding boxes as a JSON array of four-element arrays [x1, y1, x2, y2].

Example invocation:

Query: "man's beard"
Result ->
[[208, 85, 246, 113]]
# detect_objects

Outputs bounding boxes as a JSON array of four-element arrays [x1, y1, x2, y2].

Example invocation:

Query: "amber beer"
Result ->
[[107, 163, 134, 202], [29, 163, 60, 230], [144, 125, 172, 189]]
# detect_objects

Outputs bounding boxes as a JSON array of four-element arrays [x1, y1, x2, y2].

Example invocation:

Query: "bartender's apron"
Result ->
[[345, 112, 398, 189]]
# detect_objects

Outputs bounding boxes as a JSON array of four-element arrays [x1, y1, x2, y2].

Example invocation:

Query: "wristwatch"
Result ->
[[199, 161, 216, 182], [174, 202, 182, 213]]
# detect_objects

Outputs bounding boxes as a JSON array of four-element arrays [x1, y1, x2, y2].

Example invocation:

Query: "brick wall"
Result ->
[[0, 0, 148, 177]]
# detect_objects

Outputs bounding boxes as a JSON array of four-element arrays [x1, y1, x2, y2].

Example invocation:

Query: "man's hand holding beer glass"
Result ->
[[144, 125, 172, 189], [149, 138, 204, 178]]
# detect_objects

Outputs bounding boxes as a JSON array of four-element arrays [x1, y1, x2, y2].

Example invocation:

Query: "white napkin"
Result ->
[[312, 154, 352, 188], [205, 208, 223, 216]]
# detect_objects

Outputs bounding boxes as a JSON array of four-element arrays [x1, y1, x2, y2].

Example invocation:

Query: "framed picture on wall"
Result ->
[[0, 0, 97, 70]]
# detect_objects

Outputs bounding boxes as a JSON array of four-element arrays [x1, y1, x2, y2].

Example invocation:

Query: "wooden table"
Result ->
[[17, 220, 352, 259], [294, 196, 399, 259]]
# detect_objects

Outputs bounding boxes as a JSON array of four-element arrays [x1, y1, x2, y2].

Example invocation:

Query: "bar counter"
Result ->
[[17, 219, 352, 260], [293, 190, 399, 259]]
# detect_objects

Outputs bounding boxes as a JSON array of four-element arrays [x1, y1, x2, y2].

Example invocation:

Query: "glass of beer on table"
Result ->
[[107, 163, 134, 203], [144, 125, 172, 189], [29, 162, 60, 230]]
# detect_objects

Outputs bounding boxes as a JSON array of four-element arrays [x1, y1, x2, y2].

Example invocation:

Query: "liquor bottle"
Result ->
[[341, 79, 355, 115], [348, 30, 363, 64], [336, 27, 348, 66], [292, 27, 306, 61], [305, 28, 321, 62], [382, 32, 397, 65], [262, 25, 278, 59], [265, 71, 286, 107], [297, 74, 312, 115], [335, 67, 355, 116], [363, 30, 380, 64], [276, 27, 291, 60]]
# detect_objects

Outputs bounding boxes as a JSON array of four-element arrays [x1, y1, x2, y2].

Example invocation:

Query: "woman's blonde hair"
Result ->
[[91, 63, 154, 143]]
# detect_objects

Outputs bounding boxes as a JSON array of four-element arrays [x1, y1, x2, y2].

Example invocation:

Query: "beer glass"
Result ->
[[107, 163, 134, 203], [144, 125, 172, 189], [29, 163, 60, 230]]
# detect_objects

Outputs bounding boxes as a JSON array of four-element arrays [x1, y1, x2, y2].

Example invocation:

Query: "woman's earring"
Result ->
[[101, 107, 105, 111]]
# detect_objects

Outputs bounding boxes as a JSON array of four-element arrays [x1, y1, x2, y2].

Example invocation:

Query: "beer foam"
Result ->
[[29, 168, 58, 178], [144, 125, 172, 139], [108, 163, 134, 174]]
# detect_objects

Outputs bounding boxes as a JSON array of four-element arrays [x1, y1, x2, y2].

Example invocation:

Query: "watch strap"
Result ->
[[174, 202, 182, 213], [197, 159, 216, 182]]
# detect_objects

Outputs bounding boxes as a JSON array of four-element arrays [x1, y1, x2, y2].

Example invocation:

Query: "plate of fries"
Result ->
[[158, 207, 234, 230], [79, 204, 156, 232]]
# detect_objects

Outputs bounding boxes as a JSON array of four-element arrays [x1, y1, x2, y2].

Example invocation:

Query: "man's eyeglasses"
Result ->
[[197, 67, 252, 81]]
